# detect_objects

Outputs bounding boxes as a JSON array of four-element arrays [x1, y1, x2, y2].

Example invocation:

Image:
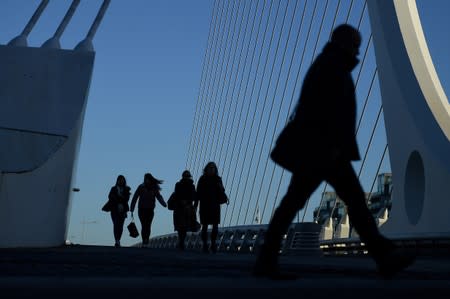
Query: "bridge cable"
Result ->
[[366, 143, 388, 206], [211, 0, 256, 166], [189, 0, 227, 175], [190, 1, 234, 172], [186, 0, 219, 170], [191, 0, 233, 179], [220, 0, 273, 225], [199, 0, 246, 171], [219, 0, 286, 184], [230, 0, 294, 226], [258, 0, 332, 225], [224, 0, 285, 226], [214, 0, 266, 169], [194, 0, 238, 178], [204, 0, 262, 225], [236, 0, 302, 225], [252, 0, 325, 225]]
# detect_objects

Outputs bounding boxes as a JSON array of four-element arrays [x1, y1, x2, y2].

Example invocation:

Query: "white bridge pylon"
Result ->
[[367, 0, 450, 238], [0, 0, 110, 247]]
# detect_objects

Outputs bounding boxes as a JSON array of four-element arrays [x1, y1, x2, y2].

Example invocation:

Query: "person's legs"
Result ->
[[178, 230, 186, 250], [255, 170, 322, 275], [147, 210, 155, 240], [138, 209, 150, 245], [110, 210, 120, 246], [211, 224, 219, 253], [326, 160, 415, 278], [201, 224, 209, 252], [116, 214, 126, 244], [326, 160, 393, 256]]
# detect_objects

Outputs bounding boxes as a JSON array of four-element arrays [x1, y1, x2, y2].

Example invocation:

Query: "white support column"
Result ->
[[0, 46, 94, 248], [319, 218, 334, 241], [367, 0, 450, 238], [334, 214, 350, 239], [377, 208, 389, 227]]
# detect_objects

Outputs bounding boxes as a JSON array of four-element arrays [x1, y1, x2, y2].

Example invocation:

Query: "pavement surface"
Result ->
[[0, 245, 450, 298]]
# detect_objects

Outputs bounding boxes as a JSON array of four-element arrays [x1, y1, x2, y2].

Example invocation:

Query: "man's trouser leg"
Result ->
[[326, 160, 393, 258], [258, 170, 322, 267]]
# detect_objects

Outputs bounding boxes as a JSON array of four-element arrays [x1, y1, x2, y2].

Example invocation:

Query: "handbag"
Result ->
[[218, 191, 229, 205], [167, 192, 177, 211], [191, 220, 201, 233], [127, 217, 139, 238], [188, 207, 201, 232], [101, 201, 112, 212], [218, 178, 229, 205]]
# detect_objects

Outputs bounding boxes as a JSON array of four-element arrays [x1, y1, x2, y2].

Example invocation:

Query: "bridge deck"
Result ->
[[1, 246, 450, 297]]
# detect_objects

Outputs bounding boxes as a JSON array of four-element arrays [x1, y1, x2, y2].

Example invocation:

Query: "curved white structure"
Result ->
[[0, 45, 94, 247], [367, 0, 450, 238], [0, 0, 109, 247]]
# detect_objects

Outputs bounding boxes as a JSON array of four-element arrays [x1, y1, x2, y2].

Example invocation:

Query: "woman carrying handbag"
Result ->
[[130, 173, 167, 247], [196, 162, 228, 253], [104, 175, 131, 248], [169, 170, 199, 250]]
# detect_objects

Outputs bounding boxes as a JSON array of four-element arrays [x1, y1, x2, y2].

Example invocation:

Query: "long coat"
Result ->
[[172, 178, 197, 231], [196, 175, 225, 225], [287, 42, 361, 171], [107, 186, 131, 216]]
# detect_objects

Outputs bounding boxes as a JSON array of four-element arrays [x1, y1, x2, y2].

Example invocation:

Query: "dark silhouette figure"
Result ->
[[253, 24, 415, 279], [107, 175, 131, 247], [130, 173, 167, 246], [171, 170, 197, 250], [196, 162, 226, 253]]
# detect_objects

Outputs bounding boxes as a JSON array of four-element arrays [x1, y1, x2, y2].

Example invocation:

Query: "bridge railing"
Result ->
[[145, 222, 322, 255]]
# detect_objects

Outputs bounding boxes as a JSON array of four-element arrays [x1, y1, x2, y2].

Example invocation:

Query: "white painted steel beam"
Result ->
[[367, 0, 450, 239]]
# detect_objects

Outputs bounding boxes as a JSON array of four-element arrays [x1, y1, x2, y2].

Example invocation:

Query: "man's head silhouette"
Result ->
[[331, 24, 361, 57]]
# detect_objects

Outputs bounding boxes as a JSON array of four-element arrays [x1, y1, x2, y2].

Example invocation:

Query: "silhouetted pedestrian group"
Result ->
[[101, 24, 415, 280], [103, 162, 228, 252]]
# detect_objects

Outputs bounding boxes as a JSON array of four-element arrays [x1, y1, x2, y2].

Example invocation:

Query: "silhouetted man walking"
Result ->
[[253, 24, 414, 279]]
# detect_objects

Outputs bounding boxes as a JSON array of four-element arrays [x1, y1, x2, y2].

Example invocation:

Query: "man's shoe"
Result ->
[[376, 248, 416, 279]]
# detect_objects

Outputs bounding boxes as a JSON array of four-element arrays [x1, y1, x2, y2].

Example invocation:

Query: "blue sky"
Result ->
[[1, 0, 449, 246]]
